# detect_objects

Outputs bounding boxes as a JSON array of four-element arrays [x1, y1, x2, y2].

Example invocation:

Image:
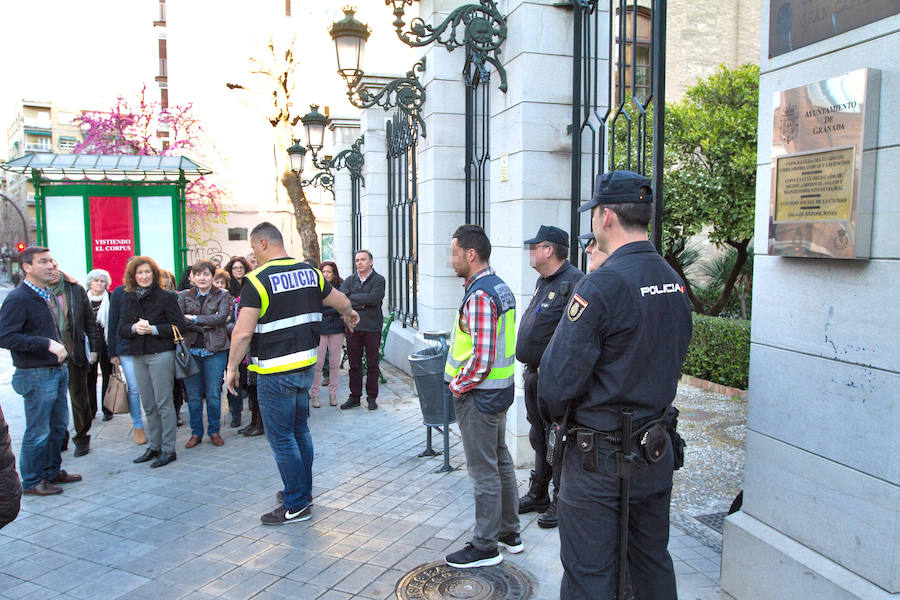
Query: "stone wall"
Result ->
[[720, 9, 900, 599]]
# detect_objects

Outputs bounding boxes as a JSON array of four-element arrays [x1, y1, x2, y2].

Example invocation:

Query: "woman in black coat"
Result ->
[[119, 256, 187, 468]]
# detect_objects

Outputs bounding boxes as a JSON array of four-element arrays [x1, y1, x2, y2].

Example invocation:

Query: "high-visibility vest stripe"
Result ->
[[249, 348, 317, 372], [247, 273, 269, 317], [254, 312, 322, 334], [444, 308, 516, 385]]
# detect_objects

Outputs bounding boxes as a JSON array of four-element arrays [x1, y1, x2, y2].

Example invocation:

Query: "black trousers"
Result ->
[[523, 368, 558, 491], [67, 363, 93, 445], [87, 340, 112, 417], [346, 330, 380, 400], [558, 434, 677, 600]]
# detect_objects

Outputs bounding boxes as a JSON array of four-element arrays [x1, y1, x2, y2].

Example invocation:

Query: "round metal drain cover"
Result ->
[[396, 561, 532, 599]]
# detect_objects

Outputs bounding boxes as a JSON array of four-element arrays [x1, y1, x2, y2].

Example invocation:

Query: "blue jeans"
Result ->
[[183, 350, 227, 438], [12, 366, 69, 489], [257, 368, 314, 511], [117, 355, 145, 430]]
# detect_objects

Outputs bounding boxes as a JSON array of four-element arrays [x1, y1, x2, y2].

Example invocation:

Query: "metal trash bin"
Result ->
[[409, 339, 456, 426], [408, 331, 455, 472]]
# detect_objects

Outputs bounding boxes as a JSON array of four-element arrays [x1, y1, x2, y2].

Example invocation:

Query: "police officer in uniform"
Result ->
[[539, 171, 692, 599], [226, 222, 359, 526], [515, 225, 582, 528]]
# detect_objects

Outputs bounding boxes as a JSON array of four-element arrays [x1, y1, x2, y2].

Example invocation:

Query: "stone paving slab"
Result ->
[[0, 351, 733, 599]]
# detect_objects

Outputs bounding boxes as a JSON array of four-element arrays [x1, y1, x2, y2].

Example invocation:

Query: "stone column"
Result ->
[[383, 0, 471, 369], [328, 116, 360, 277], [489, 0, 579, 466], [720, 8, 900, 599]]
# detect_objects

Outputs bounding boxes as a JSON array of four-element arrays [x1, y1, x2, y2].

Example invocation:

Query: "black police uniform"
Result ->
[[539, 239, 692, 600], [515, 260, 582, 510]]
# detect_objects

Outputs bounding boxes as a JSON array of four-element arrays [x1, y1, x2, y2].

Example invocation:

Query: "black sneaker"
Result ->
[[498, 533, 524, 554], [261, 504, 311, 525], [367, 398, 377, 410], [340, 398, 361, 410], [445, 543, 503, 568], [230, 416, 241, 428]]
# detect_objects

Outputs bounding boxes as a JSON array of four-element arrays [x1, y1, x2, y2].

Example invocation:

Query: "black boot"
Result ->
[[518, 470, 550, 514], [538, 488, 559, 528]]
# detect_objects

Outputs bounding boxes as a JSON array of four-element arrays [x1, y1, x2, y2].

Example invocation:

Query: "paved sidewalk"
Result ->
[[0, 355, 731, 600]]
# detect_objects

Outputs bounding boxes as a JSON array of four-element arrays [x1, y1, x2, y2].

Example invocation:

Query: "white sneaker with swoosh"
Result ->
[[261, 504, 311, 525]]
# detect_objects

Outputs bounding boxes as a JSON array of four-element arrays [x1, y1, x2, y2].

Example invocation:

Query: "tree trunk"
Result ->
[[707, 239, 750, 317], [280, 170, 321, 264], [665, 252, 704, 313]]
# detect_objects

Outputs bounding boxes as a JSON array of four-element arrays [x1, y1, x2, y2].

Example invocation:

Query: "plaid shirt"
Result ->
[[23, 279, 51, 303], [449, 267, 499, 396]]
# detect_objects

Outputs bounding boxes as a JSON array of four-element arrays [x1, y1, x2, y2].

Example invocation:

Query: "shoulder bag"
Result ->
[[172, 325, 200, 379]]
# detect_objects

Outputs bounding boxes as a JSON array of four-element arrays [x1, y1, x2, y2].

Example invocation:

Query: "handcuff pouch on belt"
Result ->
[[667, 407, 686, 471]]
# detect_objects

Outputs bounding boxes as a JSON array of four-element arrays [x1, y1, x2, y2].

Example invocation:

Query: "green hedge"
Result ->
[[683, 314, 750, 389]]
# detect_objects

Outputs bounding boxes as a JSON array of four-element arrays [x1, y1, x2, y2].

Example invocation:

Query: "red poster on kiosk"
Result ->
[[89, 197, 134, 288]]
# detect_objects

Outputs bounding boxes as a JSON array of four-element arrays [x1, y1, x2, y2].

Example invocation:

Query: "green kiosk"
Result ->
[[0, 153, 211, 287]]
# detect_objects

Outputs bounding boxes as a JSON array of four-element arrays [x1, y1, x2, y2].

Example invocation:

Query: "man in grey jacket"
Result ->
[[339, 250, 386, 410]]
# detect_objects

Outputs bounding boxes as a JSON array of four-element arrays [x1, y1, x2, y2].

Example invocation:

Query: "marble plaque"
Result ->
[[769, 68, 880, 259]]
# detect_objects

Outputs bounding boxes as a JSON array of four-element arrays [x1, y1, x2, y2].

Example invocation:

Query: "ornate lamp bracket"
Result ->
[[347, 59, 428, 136], [388, 0, 508, 92], [303, 136, 366, 196]]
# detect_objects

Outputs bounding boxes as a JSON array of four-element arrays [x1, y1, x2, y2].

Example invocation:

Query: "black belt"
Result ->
[[571, 412, 669, 447]]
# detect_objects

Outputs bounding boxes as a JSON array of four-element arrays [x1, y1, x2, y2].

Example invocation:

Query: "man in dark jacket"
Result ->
[[0, 246, 82, 496], [515, 225, 583, 528], [0, 404, 22, 527], [339, 250, 386, 410], [49, 269, 101, 457]]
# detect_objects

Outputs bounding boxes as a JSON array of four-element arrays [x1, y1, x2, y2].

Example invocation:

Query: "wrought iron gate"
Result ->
[[386, 110, 419, 328], [464, 56, 491, 229], [570, 0, 666, 264]]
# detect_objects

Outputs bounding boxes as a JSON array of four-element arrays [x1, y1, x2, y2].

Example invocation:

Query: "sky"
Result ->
[[0, 0, 159, 157]]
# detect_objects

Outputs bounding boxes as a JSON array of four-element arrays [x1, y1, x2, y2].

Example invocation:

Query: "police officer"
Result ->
[[539, 171, 692, 599], [515, 225, 582, 528], [578, 231, 609, 273], [226, 222, 359, 526]]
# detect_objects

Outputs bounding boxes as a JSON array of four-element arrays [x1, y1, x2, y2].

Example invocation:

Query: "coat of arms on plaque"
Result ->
[[780, 104, 799, 144]]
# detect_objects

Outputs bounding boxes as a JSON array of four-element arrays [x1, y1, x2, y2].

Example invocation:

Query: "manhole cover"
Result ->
[[396, 561, 533, 599], [695, 511, 728, 533]]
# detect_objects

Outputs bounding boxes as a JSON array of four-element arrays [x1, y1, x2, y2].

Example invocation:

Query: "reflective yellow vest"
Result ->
[[245, 258, 325, 375], [444, 271, 516, 391]]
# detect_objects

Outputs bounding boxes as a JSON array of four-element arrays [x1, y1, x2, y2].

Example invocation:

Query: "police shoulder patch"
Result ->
[[566, 293, 588, 321]]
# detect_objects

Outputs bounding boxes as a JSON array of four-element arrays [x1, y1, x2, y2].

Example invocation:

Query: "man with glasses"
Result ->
[[515, 226, 583, 528]]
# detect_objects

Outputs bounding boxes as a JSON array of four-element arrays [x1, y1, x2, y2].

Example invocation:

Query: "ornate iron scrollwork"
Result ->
[[346, 60, 427, 137], [303, 136, 366, 196], [388, 0, 508, 92]]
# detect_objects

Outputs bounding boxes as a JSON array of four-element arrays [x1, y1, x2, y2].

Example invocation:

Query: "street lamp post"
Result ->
[[287, 105, 366, 197], [329, 7, 428, 136]]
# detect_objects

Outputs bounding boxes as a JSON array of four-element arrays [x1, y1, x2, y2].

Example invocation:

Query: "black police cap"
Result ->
[[578, 170, 652, 213], [524, 225, 569, 247]]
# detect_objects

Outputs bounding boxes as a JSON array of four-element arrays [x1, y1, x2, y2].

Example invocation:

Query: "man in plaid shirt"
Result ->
[[443, 225, 522, 568]]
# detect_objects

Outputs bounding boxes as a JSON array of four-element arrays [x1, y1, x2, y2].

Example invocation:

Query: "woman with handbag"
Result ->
[[119, 256, 187, 468], [177, 260, 231, 449]]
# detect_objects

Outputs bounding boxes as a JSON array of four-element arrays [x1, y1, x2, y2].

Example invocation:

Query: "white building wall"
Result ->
[[720, 10, 900, 599]]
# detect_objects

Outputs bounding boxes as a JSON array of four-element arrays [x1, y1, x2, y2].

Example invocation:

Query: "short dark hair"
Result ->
[[191, 260, 216, 276], [19, 246, 50, 270], [453, 224, 491, 262], [355, 249, 373, 261], [597, 193, 653, 232], [250, 221, 284, 246], [548, 242, 568, 261]]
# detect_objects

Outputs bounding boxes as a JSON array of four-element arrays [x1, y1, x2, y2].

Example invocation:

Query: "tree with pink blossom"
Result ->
[[74, 87, 228, 244]]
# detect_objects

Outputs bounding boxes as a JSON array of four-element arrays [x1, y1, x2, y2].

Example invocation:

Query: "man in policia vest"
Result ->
[[226, 222, 359, 526], [443, 224, 523, 568]]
